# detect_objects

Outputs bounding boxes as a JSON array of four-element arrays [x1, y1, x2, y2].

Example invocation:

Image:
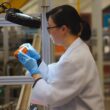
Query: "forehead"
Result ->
[[48, 17, 56, 26]]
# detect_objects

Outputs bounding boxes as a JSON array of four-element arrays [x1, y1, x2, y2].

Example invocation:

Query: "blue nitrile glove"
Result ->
[[18, 52, 40, 75], [20, 43, 40, 60]]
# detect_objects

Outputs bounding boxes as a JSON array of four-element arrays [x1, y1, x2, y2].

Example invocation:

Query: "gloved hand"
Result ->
[[20, 43, 40, 60], [18, 52, 40, 75]]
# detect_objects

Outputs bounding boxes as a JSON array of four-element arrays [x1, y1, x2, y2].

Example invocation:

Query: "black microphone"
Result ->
[[5, 8, 41, 28]]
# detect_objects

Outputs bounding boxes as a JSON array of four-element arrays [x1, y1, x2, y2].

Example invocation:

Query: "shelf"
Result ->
[[104, 61, 110, 65]]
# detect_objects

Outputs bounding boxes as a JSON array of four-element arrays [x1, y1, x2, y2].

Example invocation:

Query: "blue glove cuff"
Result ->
[[24, 58, 40, 75], [30, 67, 41, 75]]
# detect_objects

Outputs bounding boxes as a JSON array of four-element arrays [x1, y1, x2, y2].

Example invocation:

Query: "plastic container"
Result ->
[[14, 47, 28, 58]]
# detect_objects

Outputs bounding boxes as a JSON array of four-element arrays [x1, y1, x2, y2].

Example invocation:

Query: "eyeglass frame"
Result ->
[[47, 26, 58, 30]]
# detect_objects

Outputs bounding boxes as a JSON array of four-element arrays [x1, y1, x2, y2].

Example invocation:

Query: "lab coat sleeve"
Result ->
[[38, 60, 48, 80], [31, 57, 89, 107]]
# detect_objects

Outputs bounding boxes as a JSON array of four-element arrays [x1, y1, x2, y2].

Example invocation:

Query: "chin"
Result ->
[[52, 39, 63, 46]]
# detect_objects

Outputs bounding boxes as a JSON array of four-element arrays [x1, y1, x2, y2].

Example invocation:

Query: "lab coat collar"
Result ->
[[60, 37, 84, 60]]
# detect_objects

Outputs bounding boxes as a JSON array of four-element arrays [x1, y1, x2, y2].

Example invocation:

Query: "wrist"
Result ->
[[32, 74, 42, 88], [32, 77, 42, 88], [32, 74, 42, 80]]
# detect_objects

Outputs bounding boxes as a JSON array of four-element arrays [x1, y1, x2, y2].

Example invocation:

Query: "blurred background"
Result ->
[[0, 0, 110, 110]]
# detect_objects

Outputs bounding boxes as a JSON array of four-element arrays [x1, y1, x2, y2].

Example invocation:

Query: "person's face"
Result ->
[[47, 17, 68, 45]]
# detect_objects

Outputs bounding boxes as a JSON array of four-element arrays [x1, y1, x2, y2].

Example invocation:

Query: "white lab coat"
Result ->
[[31, 38, 105, 110]]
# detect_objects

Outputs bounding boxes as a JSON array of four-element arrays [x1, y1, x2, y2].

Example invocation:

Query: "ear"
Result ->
[[61, 25, 69, 34], [61, 25, 70, 35]]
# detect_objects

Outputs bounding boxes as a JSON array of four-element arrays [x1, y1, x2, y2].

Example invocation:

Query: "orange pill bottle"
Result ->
[[14, 47, 28, 58]]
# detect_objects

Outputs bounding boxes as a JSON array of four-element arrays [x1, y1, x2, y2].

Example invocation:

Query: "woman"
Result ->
[[17, 5, 104, 110]]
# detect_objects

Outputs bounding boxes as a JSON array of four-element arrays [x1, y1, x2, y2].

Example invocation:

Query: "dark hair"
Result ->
[[46, 5, 91, 41]]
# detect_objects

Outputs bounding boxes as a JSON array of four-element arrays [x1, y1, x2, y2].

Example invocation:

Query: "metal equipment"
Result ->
[[0, 76, 34, 85]]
